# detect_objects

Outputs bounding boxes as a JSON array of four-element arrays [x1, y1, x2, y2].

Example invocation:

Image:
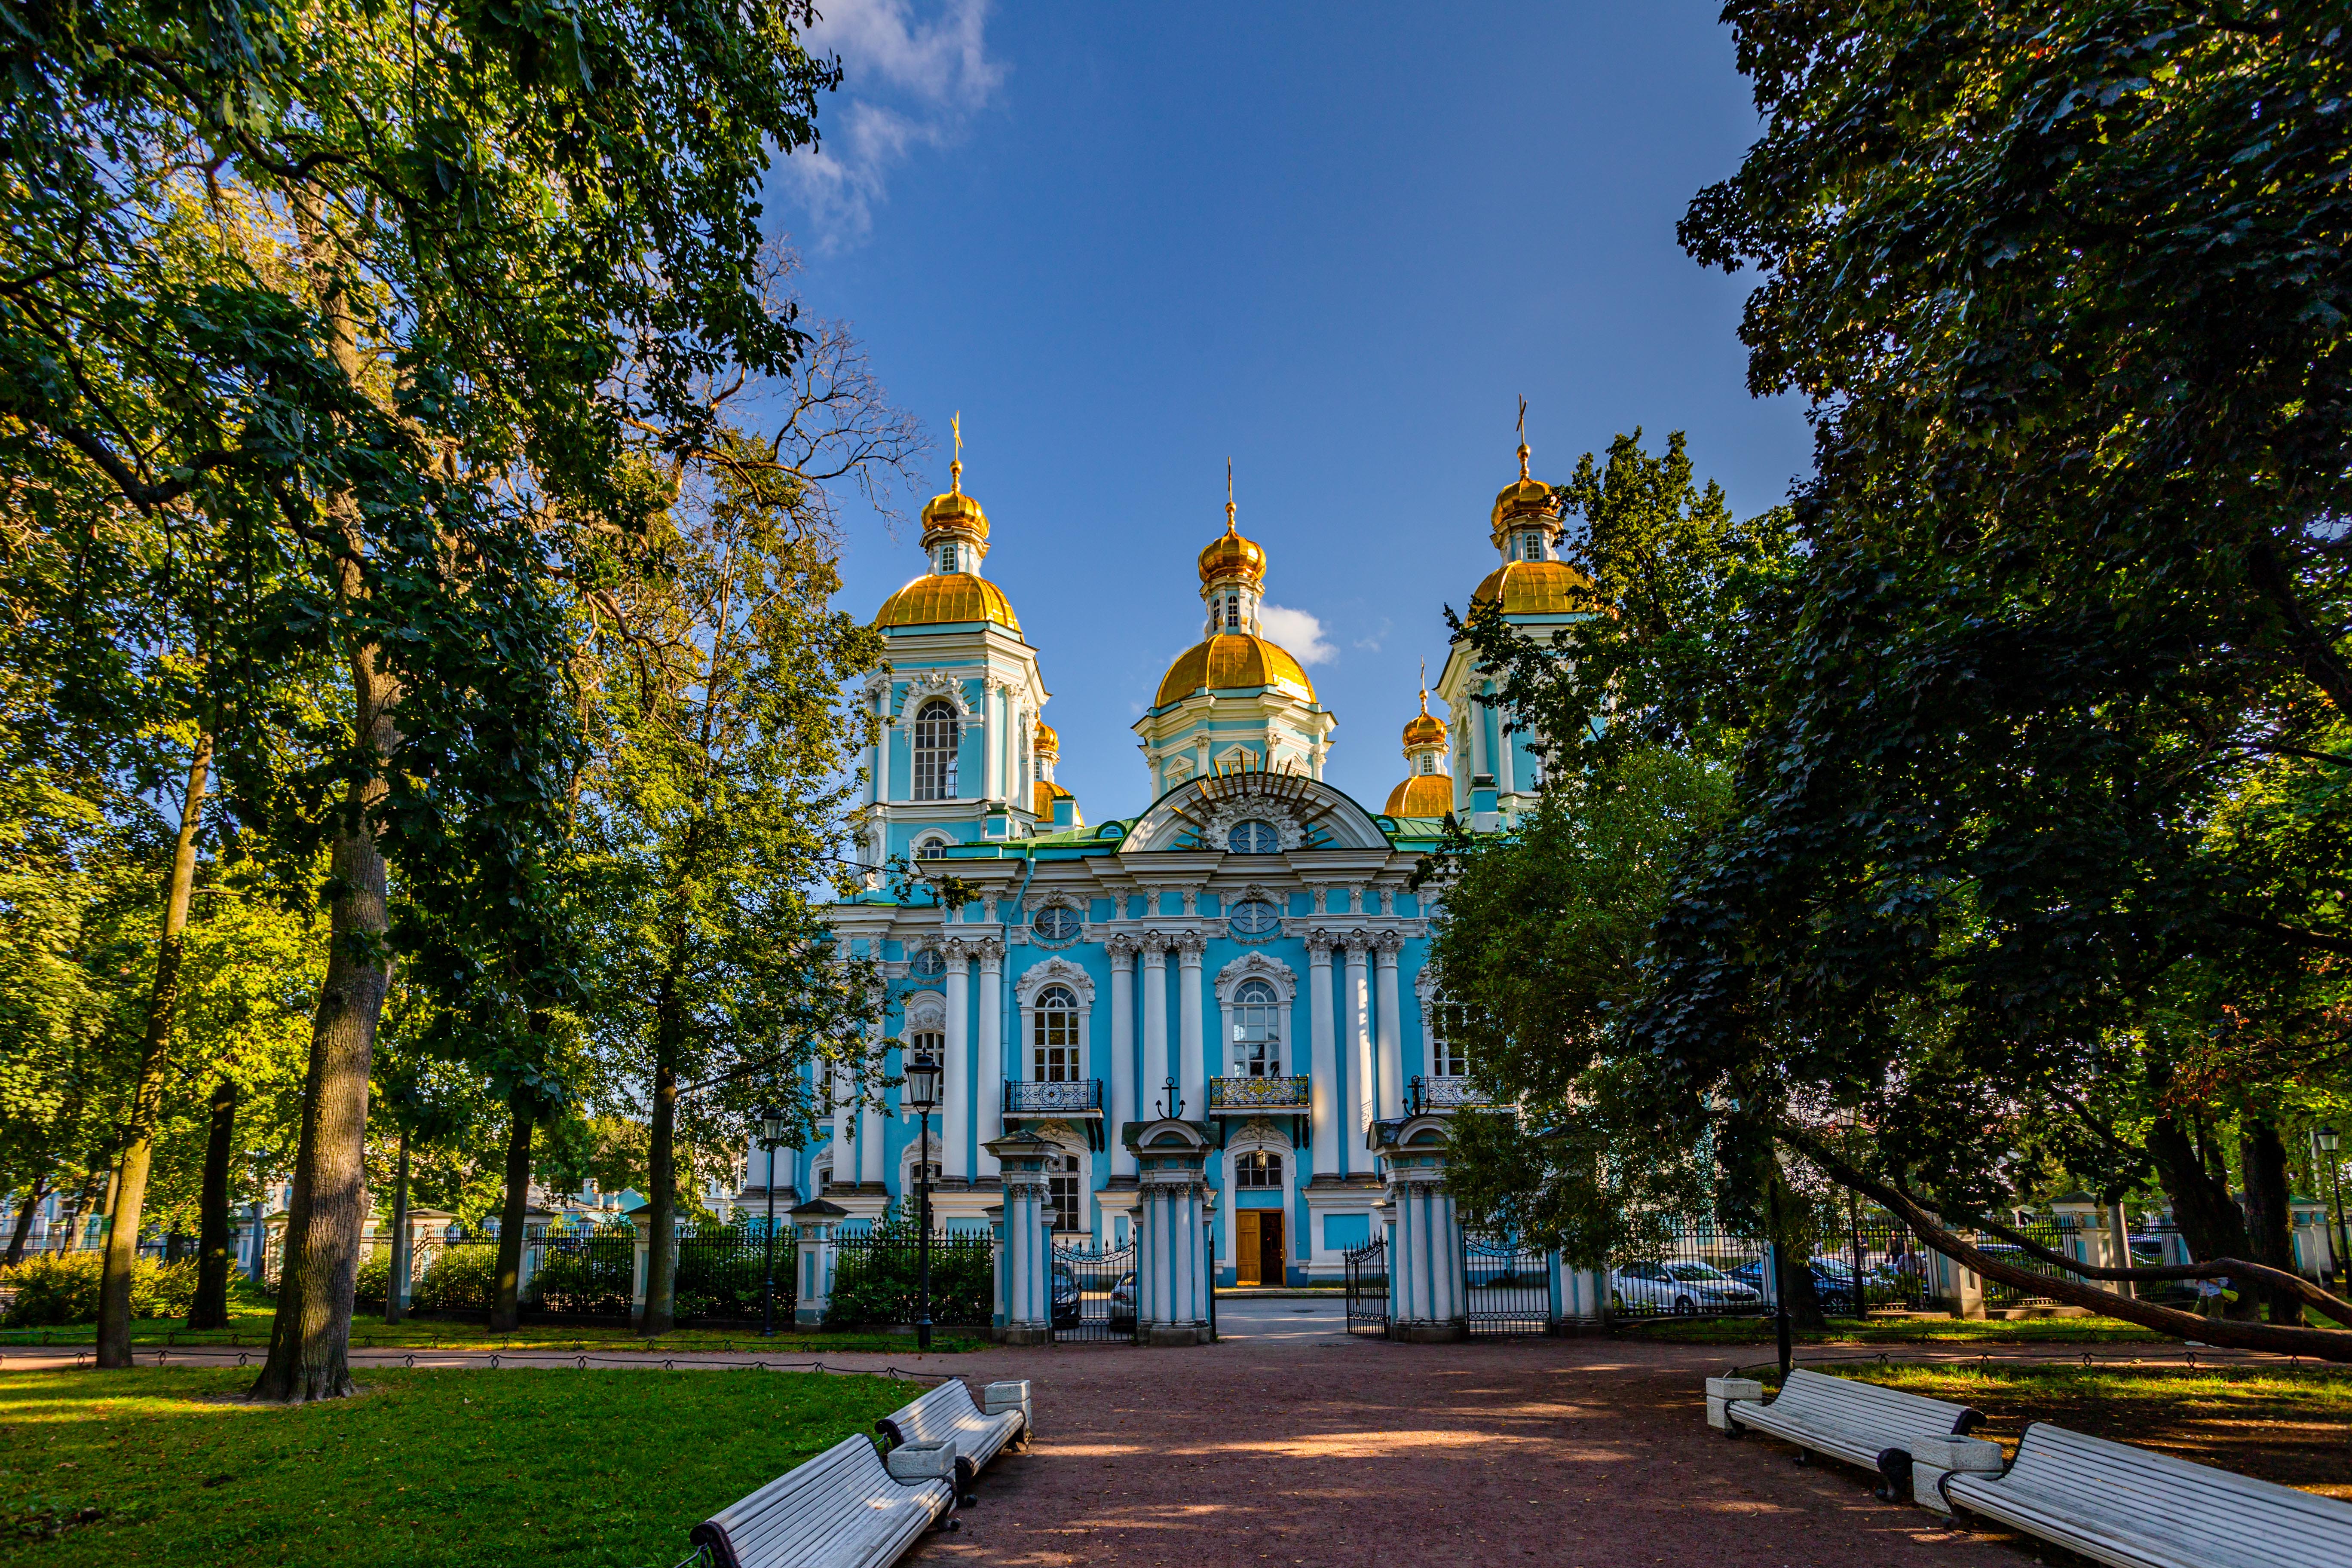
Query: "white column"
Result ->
[[982, 678, 1000, 802], [944, 939, 972, 1180], [1142, 939, 1170, 1117], [1470, 686, 1490, 778], [1345, 937, 1374, 1134], [1498, 710, 1516, 796], [1109, 939, 1138, 1176], [873, 681, 891, 804], [859, 1084, 886, 1187], [1307, 933, 1338, 1176], [1375, 933, 1404, 1120], [829, 1060, 854, 1188], [1177, 932, 1206, 1120], [976, 938, 1004, 1179]]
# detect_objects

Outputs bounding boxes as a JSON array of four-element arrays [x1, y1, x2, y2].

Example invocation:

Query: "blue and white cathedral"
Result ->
[[795, 436, 1588, 1286]]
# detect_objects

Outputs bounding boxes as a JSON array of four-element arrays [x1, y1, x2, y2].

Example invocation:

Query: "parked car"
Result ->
[[1051, 1263, 1082, 1326], [1108, 1270, 1137, 1329], [1720, 1255, 1851, 1301], [1609, 1259, 1764, 1315]]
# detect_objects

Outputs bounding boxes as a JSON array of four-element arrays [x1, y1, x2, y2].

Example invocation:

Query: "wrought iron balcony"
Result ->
[[1409, 1075, 1491, 1114], [1002, 1078, 1103, 1116], [1207, 1075, 1312, 1115]]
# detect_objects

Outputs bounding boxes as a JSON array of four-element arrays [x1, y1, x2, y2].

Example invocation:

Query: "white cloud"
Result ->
[[777, 0, 1004, 248], [1258, 603, 1337, 666]]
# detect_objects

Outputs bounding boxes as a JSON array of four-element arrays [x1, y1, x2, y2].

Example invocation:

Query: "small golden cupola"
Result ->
[[1471, 405, 1595, 618], [1197, 459, 1268, 635], [874, 413, 1023, 631], [1384, 673, 1454, 818], [1032, 717, 1079, 827]]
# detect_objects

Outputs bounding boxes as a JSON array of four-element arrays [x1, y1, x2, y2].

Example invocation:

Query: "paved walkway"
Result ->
[[7, 1310, 2291, 1566]]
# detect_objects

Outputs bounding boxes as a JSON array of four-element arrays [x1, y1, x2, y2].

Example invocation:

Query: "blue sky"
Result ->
[[771, 1, 1810, 820]]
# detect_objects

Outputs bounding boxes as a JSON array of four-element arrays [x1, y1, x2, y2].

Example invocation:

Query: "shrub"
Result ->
[[411, 1245, 496, 1311], [826, 1203, 992, 1328], [0, 1253, 199, 1326], [355, 1248, 392, 1305]]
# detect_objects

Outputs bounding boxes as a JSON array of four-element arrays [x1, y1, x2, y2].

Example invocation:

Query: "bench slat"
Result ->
[[697, 1434, 952, 1568]]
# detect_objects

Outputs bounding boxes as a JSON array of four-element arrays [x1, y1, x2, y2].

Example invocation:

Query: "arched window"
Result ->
[[1222, 591, 1240, 631], [937, 542, 960, 573], [1419, 753, 1438, 775], [1522, 530, 1544, 561], [1234, 1149, 1282, 1188], [1226, 819, 1279, 854], [913, 700, 959, 800], [1231, 978, 1281, 1075], [1032, 985, 1079, 1081], [1430, 1001, 1469, 1078], [915, 835, 951, 861]]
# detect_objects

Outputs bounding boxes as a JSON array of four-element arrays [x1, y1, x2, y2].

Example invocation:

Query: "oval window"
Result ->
[[1034, 905, 1081, 942], [910, 948, 946, 979], [1229, 897, 1281, 936], [1226, 819, 1280, 854]]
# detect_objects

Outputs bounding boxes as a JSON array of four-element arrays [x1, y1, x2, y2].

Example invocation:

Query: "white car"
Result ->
[[1610, 1259, 1764, 1315]]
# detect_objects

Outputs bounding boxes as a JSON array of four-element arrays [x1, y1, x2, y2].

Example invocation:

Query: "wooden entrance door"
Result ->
[[1256, 1211, 1285, 1287], [1236, 1211, 1263, 1286]]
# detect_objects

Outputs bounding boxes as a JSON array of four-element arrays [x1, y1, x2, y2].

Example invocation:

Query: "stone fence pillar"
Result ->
[[790, 1197, 846, 1327], [985, 1130, 1060, 1344], [1123, 1116, 1217, 1346], [1370, 1113, 1464, 1342]]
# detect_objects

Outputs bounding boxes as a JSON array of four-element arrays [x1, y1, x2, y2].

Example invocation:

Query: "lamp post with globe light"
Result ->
[[904, 1050, 942, 1351], [756, 1102, 790, 1337]]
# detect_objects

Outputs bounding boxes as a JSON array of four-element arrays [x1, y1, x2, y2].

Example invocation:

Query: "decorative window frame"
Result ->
[[912, 832, 955, 861], [1027, 894, 1086, 949], [1213, 951, 1296, 1080], [1203, 796, 1304, 852], [901, 989, 947, 1037], [1016, 957, 1096, 1084], [895, 670, 974, 722], [1222, 882, 1285, 944]]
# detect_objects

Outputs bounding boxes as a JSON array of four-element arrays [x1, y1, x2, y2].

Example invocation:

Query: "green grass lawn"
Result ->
[[0, 1307, 980, 1357], [1616, 1312, 2166, 1347], [1817, 1361, 2352, 1497], [1, 1366, 923, 1565]]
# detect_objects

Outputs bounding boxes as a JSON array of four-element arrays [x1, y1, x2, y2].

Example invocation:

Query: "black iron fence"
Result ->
[[673, 1222, 794, 1324], [1462, 1235, 1550, 1336], [1050, 1243, 1138, 1343], [1344, 1235, 1388, 1335], [528, 1224, 639, 1316], [830, 1233, 992, 1327], [1616, 1220, 1773, 1319]]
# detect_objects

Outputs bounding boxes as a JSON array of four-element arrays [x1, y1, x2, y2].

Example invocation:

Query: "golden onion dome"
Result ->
[[1490, 474, 1556, 532], [1384, 774, 1455, 818], [874, 572, 1023, 632], [1033, 717, 1060, 758], [1401, 686, 1446, 750], [1197, 515, 1266, 587], [1471, 559, 1594, 617], [1032, 778, 1074, 818], [1154, 633, 1315, 709]]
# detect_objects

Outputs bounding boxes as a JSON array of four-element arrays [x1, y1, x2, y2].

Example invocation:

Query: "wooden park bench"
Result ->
[[686, 1431, 956, 1568], [1708, 1368, 1982, 1501], [876, 1378, 1030, 1496], [1937, 1421, 2352, 1568]]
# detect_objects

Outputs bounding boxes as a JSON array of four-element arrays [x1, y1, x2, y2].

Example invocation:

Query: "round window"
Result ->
[[1226, 819, 1280, 854], [1229, 897, 1281, 936], [909, 948, 946, 979], [1034, 905, 1081, 942]]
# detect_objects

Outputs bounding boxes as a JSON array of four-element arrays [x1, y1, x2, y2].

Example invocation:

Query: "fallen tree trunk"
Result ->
[[1785, 1131, 2352, 1363]]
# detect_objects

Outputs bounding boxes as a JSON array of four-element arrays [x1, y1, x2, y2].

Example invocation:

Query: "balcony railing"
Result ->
[[1409, 1075, 1491, 1113], [1207, 1075, 1312, 1115], [1003, 1078, 1103, 1116]]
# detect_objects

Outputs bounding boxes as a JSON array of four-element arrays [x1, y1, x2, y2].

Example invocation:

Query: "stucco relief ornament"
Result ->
[[1028, 895, 1086, 949], [1215, 948, 1297, 1003], [1017, 954, 1097, 1007], [1199, 793, 1306, 852], [897, 669, 974, 721]]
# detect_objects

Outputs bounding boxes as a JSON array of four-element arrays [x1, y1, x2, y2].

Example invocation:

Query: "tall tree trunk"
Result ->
[[641, 994, 680, 1335], [4, 1176, 48, 1265], [385, 1127, 410, 1326], [2241, 1113, 2301, 1326], [251, 194, 402, 1405], [189, 1078, 240, 1330], [98, 735, 211, 1368], [490, 1099, 535, 1332], [2147, 1107, 2261, 1320]]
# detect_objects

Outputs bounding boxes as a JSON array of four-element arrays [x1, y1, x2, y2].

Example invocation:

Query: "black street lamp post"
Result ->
[[756, 1102, 789, 1338], [2319, 1127, 2348, 1294], [905, 1051, 942, 1351]]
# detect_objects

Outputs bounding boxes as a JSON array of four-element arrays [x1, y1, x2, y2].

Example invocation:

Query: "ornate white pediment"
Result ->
[[1018, 954, 1096, 1007], [896, 669, 974, 721], [1215, 949, 1297, 1004]]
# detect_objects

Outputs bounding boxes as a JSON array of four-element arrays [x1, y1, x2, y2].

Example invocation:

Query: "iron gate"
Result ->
[[1344, 1236, 1389, 1335], [1050, 1244, 1138, 1344], [1463, 1236, 1550, 1336]]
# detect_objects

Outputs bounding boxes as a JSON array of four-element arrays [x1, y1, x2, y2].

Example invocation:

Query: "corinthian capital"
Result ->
[[974, 937, 1006, 966], [941, 936, 972, 961], [1175, 930, 1207, 960], [1374, 929, 1405, 956], [1305, 929, 1336, 960], [1106, 933, 1141, 961]]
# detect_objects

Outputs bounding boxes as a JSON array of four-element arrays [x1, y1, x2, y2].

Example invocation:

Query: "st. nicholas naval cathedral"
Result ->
[[799, 431, 1588, 1287]]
